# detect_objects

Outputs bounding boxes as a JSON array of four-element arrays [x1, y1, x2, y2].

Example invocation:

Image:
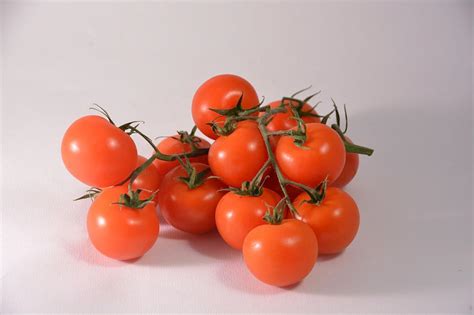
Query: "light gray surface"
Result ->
[[1, 1, 472, 313]]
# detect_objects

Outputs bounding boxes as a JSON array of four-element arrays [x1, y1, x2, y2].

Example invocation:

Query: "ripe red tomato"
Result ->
[[128, 155, 162, 202], [158, 163, 226, 234], [61, 115, 138, 187], [276, 123, 345, 187], [293, 187, 359, 254], [243, 219, 318, 286], [262, 100, 320, 133], [208, 121, 268, 187], [331, 136, 359, 188], [215, 188, 283, 250], [87, 185, 159, 260], [192, 74, 259, 139], [152, 135, 210, 179]]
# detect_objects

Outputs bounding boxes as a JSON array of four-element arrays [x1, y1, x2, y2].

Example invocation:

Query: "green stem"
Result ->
[[257, 116, 299, 216], [331, 124, 374, 156]]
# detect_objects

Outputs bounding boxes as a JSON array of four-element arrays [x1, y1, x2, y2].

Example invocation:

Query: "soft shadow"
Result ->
[[62, 238, 128, 268], [215, 257, 288, 295], [187, 231, 241, 261], [317, 252, 344, 262]]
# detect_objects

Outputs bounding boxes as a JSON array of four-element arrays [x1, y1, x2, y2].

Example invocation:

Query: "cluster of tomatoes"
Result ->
[[61, 74, 373, 287]]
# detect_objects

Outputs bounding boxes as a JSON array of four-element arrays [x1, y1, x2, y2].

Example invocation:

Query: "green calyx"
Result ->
[[229, 159, 271, 197], [262, 198, 286, 225], [177, 158, 211, 189], [114, 189, 156, 210], [298, 179, 328, 206]]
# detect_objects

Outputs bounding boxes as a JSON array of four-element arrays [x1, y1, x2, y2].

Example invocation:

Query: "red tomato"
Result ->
[[208, 121, 268, 187], [331, 136, 359, 188], [243, 219, 318, 287], [262, 100, 320, 133], [152, 135, 210, 179], [127, 155, 162, 202], [87, 185, 159, 260], [158, 163, 226, 234], [215, 188, 283, 250], [276, 123, 345, 187], [61, 115, 138, 187], [293, 187, 359, 254], [192, 74, 259, 139]]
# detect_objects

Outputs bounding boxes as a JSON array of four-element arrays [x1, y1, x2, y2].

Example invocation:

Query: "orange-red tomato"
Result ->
[[293, 187, 360, 254], [192, 74, 259, 139], [331, 136, 359, 188], [215, 188, 283, 250], [208, 121, 268, 187], [61, 115, 138, 188], [276, 123, 345, 187], [262, 100, 320, 133], [127, 155, 162, 202], [152, 135, 210, 179], [243, 219, 318, 287], [158, 163, 226, 234], [87, 185, 159, 260]]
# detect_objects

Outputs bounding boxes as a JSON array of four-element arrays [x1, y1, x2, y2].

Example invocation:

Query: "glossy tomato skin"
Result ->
[[87, 185, 159, 261], [61, 115, 138, 188], [192, 74, 259, 139], [262, 100, 320, 132], [215, 188, 283, 250], [276, 123, 345, 187], [293, 187, 359, 254], [158, 163, 226, 234], [208, 121, 268, 187], [243, 219, 318, 287], [152, 135, 210, 179], [331, 136, 359, 188], [128, 156, 162, 202]]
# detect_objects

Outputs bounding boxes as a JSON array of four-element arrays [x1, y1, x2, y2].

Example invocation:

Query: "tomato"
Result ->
[[87, 185, 159, 260], [243, 219, 318, 287], [158, 163, 226, 234], [331, 136, 359, 188], [293, 187, 359, 254], [192, 74, 259, 139], [152, 135, 210, 179], [262, 100, 320, 133], [208, 121, 268, 187], [61, 115, 138, 187], [215, 188, 283, 250], [128, 155, 162, 202], [276, 123, 345, 187]]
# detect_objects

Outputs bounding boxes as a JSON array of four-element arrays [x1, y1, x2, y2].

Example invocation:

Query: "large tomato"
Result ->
[[243, 219, 318, 287], [208, 121, 268, 187], [87, 185, 159, 260], [276, 123, 345, 187], [215, 188, 282, 250], [158, 163, 226, 234], [192, 74, 259, 139], [331, 136, 359, 188], [262, 100, 320, 133], [152, 134, 210, 179], [61, 115, 138, 187], [293, 187, 359, 254]]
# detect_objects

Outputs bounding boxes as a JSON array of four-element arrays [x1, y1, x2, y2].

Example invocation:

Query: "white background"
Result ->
[[1, 0, 472, 313]]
